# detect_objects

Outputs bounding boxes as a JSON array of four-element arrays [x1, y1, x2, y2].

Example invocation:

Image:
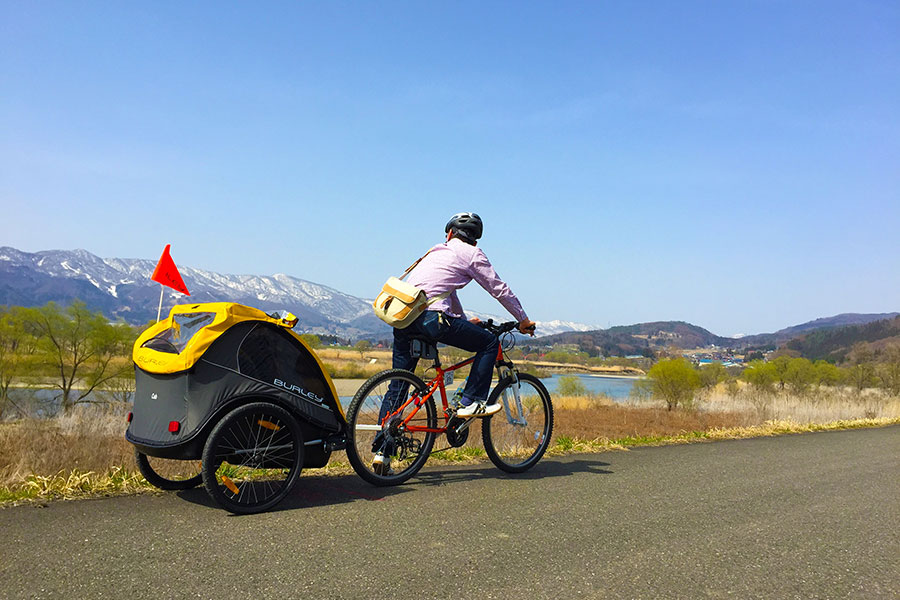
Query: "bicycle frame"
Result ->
[[382, 342, 527, 435]]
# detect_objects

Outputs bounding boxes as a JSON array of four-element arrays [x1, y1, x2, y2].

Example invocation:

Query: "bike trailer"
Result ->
[[126, 302, 346, 468]]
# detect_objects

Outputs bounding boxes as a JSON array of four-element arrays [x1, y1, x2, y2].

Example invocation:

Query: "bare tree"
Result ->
[[25, 302, 135, 412], [354, 339, 372, 359], [878, 345, 900, 396], [0, 306, 38, 417], [844, 343, 877, 395]]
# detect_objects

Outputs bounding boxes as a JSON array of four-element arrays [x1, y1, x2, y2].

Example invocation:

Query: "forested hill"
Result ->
[[536, 321, 733, 356], [737, 312, 900, 348], [535, 314, 900, 357], [784, 316, 900, 362]]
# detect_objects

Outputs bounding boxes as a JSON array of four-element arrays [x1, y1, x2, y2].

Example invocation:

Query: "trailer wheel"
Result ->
[[202, 402, 304, 514], [134, 450, 203, 490]]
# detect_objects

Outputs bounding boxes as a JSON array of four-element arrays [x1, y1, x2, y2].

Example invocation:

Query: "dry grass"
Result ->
[[315, 348, 391, 379], [1, 467, 151, 504], [315, 348, 393, 361], [553, 401, 752, 441], [0, 404, 134, 488], [315, 347, 479, 380], [3, 389, 898, 506], [697, 384, 900, 423]]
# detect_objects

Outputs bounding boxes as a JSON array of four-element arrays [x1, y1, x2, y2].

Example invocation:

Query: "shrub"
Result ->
[[557, 375, 589, 397], [647, 358, 701, 411], [299, 333, 322, 349], [741, 360, 777, 393]]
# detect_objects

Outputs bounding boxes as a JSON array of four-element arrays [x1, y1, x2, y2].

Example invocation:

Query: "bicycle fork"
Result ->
[[497, 364, 528, 427]]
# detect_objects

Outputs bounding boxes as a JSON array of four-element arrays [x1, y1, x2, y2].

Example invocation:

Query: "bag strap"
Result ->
[[398, 247, 452, 305], [425, 290, 452, 305], [398, 247, 434, 280]]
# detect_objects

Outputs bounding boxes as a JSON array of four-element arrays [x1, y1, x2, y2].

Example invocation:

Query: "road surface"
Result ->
[[1, 426, 898, 599]]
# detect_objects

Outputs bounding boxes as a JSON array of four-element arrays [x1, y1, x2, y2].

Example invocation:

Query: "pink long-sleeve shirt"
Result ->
[[405, 238, 528, 322]]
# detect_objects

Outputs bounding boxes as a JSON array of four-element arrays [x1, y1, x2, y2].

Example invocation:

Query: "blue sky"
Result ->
[[2, 1, 898, 336]]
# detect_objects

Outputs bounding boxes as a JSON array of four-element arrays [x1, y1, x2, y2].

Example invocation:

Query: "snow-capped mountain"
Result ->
[[535, 319, 596, 336], [464, 310, 596, 337], [0, 246, 593, 340], [0, 246, 380, 337]]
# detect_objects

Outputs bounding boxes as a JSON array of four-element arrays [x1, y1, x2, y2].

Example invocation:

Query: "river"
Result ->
[[541, 373, 638, 401], [9, 372, 640, 418]]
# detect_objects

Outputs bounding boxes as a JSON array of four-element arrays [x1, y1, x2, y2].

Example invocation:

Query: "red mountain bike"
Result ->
[[346, 320, 554, 486]]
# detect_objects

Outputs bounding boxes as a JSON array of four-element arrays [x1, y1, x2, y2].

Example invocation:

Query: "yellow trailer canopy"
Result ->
[[128, 302, 345, 460], [134, 302, 304, 374]]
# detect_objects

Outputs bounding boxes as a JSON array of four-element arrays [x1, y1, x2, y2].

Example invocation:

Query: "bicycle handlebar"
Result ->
[[479, 319, 526, 335]]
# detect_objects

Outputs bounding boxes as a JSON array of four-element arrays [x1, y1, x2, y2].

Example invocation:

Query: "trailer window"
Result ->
[[141, 312, 216, 354]]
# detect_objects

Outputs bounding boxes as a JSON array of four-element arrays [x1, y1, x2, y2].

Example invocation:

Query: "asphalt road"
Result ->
[[2, 426, 898, 599]]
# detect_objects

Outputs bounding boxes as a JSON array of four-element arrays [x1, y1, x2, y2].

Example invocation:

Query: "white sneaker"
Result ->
[[456, 402, 501, 418], [372, 452, 391, 476]]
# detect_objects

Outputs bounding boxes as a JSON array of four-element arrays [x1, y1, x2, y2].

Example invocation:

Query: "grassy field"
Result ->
[[316, 347, 393, 379], [2, 384, 898, 505]]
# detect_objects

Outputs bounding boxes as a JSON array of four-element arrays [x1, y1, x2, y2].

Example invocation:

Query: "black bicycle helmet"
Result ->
[[444, 212, 483, 242]]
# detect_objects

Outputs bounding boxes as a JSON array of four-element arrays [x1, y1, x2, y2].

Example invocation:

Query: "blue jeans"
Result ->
[[373, 311, 499, 455], [394, 311, 499, 403]]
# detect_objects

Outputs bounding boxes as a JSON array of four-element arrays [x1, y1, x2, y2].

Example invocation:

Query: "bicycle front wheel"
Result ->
[[482, 373, 554, 473], [346, 369, 437, 486]]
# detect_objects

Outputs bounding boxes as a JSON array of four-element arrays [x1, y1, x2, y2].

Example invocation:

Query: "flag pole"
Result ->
[[156, 284, 164, 323]]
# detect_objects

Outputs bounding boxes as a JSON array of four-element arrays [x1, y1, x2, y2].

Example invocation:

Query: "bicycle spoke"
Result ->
[[483, 374, 553, 473], [203, 403, 303, 513], [346, 370, 437, 486]]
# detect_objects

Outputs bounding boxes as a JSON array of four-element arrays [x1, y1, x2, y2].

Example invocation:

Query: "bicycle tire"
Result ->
[[134, 450, 203, 491], [201, 402, 304, 514], [482, 373, 554, 473], [346, 369, 437, 486]]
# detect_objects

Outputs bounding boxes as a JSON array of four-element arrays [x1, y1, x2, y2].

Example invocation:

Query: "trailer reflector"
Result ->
[[221, 475, 240, 495]]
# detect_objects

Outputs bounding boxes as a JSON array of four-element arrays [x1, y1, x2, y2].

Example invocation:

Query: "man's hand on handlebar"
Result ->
[[518, 319, 536, 336]]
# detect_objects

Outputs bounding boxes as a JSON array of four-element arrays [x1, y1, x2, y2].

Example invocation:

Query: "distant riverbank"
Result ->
[[521, 360, 645, 377], [333, 373, 642, 403]]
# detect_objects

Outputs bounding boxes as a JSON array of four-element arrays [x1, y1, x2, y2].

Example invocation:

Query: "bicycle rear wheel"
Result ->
[[346, 369, 437, 486], [482, 373, 554, 473]]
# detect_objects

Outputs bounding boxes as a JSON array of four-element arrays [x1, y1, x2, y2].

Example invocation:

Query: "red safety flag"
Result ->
[[151, 244, 190, 296]]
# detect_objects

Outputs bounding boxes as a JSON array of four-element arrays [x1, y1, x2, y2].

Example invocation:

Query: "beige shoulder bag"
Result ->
[[372, 250, 451, 329]]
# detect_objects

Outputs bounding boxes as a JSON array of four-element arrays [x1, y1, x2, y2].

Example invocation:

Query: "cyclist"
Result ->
[[374, 212, 535, 474]]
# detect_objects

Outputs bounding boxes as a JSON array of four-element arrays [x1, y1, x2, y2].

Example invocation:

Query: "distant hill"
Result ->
[[536, 321, 734, 356], [783, 316, 900, 362], [2, 246, 894, 348], [738, 313, 900, 348], [534, 314, 900, 356]]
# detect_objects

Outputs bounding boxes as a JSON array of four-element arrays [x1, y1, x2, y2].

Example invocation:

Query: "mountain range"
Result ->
[[1, 246, 895, 351], [0, 247, 592, 340]]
